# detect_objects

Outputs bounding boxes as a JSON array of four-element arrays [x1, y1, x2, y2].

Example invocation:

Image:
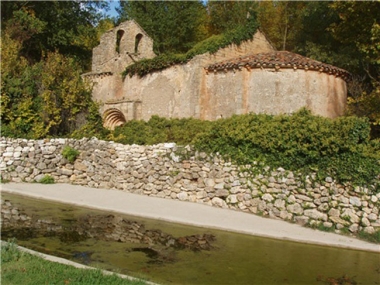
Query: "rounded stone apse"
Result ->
[[103, 108, 126, 130]]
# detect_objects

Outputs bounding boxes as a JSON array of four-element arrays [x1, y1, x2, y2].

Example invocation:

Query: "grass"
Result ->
[[39, 175, 55, 184], [62, 146, 80, 163], [1, 240, 151, 285], [358, 229, 380, 244]]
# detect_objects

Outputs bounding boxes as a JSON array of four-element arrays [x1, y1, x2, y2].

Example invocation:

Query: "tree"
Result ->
[[257, 1, 306, 51], [117, 1, 208, 54], [1, 0, 109, 69], [0, 0, 106, 138], [206, 1, 258, 35]]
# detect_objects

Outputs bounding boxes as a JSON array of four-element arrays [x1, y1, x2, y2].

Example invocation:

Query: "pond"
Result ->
[[1, 193, 379, 285]]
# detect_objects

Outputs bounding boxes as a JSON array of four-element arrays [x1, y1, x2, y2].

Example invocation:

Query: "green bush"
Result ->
[[39, 175, 55, 184], [110, 116, 213, 146], [62, 146, 80, 163], [108, 110, 379, 190], [194, 109, 380, 188]]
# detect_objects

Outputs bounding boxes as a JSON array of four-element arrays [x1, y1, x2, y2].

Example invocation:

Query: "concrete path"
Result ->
[[1, 182, 379, 253]]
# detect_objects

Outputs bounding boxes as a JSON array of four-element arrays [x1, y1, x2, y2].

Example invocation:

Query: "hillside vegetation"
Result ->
[[107, 110, 380, 189]]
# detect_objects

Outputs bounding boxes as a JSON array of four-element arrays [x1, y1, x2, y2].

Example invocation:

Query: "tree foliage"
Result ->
[[257, 1, 306, 51], [1, 0, 109, 68], [1, 0, 109, 139], [117, 1, 208, 54], [206, 1, 258, 35]]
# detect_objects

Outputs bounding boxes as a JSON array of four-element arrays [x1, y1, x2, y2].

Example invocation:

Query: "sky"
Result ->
[[106, 0, 120, 18]]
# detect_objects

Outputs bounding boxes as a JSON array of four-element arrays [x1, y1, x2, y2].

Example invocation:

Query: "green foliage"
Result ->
[[207, 1, 258, 35], [1, 1, 109, 69], [358, 229, 380, 244], [1, 31, 95, 138], [122, 54, 189, 78], [194, 109, 380, 188], [257, 1, 306, 51], [118, 1, 208, 54], [70, 100, 110, 140], [1, 241, 149, 285], [108, 110, 379, 189], [1, 239, 23, 263], [62, 146, 80, 163], [39, 175, 55, 184], [110, 116, 213, 146], [122, 16, 258, 78]]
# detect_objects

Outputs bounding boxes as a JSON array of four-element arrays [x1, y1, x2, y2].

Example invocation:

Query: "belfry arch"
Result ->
[[103, 108, 126, 130], [135, 33, 143, 53]]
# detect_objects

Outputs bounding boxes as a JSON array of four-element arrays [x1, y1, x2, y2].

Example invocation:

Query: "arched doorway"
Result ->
[[103, 108, 126, 130]]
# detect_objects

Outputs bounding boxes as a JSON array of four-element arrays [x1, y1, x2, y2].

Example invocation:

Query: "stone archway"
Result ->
[[103, 108, 126, 130]]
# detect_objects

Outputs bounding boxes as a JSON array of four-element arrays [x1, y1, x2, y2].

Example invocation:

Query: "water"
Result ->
[[1, 193, 379, 285]]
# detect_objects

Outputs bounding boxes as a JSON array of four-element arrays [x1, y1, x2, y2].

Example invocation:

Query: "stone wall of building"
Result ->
[[85, 21, 349, 127], [85, 26, 276, 127], [202, 68, 347, 120], [91, 20, 156, 74], [1, 137, 379, 236]]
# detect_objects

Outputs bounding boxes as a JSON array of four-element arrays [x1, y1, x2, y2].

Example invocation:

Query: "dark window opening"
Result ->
[[135, 34, 143, 53], [116, 30, 124, 54]]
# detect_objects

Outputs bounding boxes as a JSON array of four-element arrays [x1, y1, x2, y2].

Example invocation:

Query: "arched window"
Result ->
[[134, 33, 143, 53], [116, 30, 124, 54]]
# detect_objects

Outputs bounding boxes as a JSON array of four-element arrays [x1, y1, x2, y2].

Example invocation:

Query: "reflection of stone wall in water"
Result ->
[[1, 199, 215, 252]]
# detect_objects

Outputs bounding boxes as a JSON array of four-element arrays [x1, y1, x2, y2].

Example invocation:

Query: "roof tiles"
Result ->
[[205, 51, 351, 81]]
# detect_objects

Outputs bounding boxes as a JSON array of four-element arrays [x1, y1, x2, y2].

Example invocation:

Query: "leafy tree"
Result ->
[[0, 33, 44, 138], [1, 0, 111, 138], [257, 1, 306, 51], [117, 0, 208, 54], [38, 52, 93, 137], [1, 32, 94, 138], [328, 1, 380, 134], [206, 1, 258, 35], [1, 0, 109, 69]]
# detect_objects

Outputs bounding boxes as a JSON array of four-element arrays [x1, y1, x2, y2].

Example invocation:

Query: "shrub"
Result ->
[[108, 110, 379, 190], [110, 116, 213, 145], [62, 146, 80, 163], [194, 109, 380, 189], [39, 175, 55, 184]]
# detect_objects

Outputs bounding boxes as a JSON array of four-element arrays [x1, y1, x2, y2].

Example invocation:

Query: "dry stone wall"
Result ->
[[1, 137, 379, 236]]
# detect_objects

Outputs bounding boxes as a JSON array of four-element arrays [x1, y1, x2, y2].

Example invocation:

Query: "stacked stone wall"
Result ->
[[1, 137, 379, 236]]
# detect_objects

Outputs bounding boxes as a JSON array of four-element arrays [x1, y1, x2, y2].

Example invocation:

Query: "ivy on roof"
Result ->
[[122, 18, 259, 79]]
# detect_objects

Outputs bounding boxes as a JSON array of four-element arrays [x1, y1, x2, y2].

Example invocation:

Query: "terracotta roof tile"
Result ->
[[205, 51, 351, 81]]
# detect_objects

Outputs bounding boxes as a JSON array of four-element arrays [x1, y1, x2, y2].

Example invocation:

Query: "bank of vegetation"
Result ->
[[1, 240, 149, 285], [108, 109, 380, 190], [1, 1, 379, 189]]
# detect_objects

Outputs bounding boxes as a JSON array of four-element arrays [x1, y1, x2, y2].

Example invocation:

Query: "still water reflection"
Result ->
[[1, 193, 379, 285]]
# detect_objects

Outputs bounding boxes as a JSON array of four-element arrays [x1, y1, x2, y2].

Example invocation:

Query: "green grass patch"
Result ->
[[358, 229, 380, 244], [38, 175, 55, 184], [62, 145, 80, 163], [1, 240, 150, 285]]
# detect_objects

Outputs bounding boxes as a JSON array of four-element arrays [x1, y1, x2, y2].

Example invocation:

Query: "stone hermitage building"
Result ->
[[83, 20, 350, 129]]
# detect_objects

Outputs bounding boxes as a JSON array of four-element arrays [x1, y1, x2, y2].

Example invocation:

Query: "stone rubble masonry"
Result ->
[[1, 137, 379, 235]]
